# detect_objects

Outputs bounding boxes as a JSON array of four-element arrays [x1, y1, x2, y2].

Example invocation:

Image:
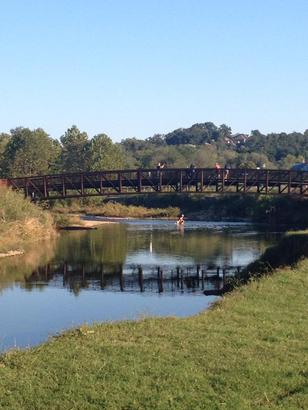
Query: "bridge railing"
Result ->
[[5, 168, 308, 199]]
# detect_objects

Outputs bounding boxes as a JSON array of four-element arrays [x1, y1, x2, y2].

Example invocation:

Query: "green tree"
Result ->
[[0, 133, 11, 177], [89, 134, 124, 171], [60, 126, 90, 172], [194, 144, 218, 167], [278, 154, 305, 169], [2, 127, 58, 177]]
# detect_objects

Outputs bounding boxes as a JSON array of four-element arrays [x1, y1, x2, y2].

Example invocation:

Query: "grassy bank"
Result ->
[[0, 187, 55, 255], [52, 199, 179, 219], [0, 260, 307, 408]]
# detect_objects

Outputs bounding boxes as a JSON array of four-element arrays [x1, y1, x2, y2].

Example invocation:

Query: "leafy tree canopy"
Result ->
[[89, 134, 124, 171], [1, 127, 59, 177], [1, 122, 307, 178]]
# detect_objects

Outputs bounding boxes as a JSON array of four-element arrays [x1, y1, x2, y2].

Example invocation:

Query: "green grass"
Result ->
[[0, 259, 307, 409], [0, 187, 55, 253]]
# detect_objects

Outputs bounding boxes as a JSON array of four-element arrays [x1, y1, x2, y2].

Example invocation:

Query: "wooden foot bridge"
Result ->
[[1, 168, 308, 200]]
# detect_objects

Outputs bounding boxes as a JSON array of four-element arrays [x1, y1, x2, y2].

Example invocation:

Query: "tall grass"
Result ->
[[52, 200, 179, 218], [0, 188, 55, 254]]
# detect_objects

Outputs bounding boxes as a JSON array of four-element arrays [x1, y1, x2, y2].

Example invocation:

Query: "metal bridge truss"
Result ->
[[3, 168, 308, 200]]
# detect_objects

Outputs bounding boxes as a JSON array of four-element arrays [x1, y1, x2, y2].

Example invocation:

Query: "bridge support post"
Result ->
[[118, 172, 122, 193], [300, 173, 304, 195], [200, 170, 204, 192], [43, 176, 48, 198], [62, 176, 66, 197], [80, 174, 84, 196], [137, 169, 142, 193], [100, 174, 103, 195], [243, 170, 247, 193], [24, 178, 29, 198]]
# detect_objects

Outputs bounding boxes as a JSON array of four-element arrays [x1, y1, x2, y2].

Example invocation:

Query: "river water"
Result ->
[[0, 219, 279, 351]]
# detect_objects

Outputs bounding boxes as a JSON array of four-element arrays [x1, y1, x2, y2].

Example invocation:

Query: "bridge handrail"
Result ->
[[5, 167, 308, 181]]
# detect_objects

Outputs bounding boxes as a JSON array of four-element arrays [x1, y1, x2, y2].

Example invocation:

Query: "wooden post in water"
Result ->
[[138, 266, 144, 292], [81, 263, 85, 283], [158, 268, 163, 293], [222, 268, 226, 286], [216, 266, 220, 279], [100, 263, 104, 289], [159, 270, 164, 293], [201, 269, 205, 290], [63, 262, 68, 286], [180, 271, 184, 290], [176, 267, 180, 287], [45, 264, 49, 281], [119, 268, 124, 292], [196, 264, 200, 287]]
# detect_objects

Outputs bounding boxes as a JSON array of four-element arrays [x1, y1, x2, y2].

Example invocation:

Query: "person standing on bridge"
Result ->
[[224, 164, 230, 180], [215, 162, 221, 178]]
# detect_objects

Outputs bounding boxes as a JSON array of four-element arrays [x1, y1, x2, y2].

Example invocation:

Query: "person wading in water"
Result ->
[[177, 214, 185, 225]]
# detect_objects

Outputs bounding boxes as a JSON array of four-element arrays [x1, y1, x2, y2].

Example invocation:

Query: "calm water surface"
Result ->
[[0, 219, 280, 351]]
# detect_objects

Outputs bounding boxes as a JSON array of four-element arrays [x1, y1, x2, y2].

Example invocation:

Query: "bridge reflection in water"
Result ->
[[24, 262, 241, 296]]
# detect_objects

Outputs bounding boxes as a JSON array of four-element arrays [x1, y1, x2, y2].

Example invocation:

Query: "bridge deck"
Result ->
[[3, 168, 308, 199]]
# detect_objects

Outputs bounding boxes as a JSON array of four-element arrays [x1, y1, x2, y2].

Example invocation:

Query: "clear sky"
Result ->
[[0, 0, 307, 141]]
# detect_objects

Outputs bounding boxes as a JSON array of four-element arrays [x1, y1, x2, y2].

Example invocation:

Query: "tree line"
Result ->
[[0, 122, 307, 177]]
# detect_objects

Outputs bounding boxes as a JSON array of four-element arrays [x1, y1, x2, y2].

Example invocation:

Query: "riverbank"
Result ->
[[0, 245, 307, 408], [51, 200, 180, 220], [53, 213, 117, 229], [0, 188, 55, 257], [112, 193, 308, 227]]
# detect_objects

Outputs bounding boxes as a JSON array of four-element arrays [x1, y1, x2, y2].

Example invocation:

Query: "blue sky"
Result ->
[[0, 0, 307, 141]]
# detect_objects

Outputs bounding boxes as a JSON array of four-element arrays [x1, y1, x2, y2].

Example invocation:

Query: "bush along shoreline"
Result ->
[[0, 233, 307, 408], [228, 230, 308, 289], [0, 187, 56, 257]]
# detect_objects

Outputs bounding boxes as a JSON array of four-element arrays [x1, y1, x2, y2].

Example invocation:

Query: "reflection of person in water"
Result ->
[[177, 214, 185, 225]]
